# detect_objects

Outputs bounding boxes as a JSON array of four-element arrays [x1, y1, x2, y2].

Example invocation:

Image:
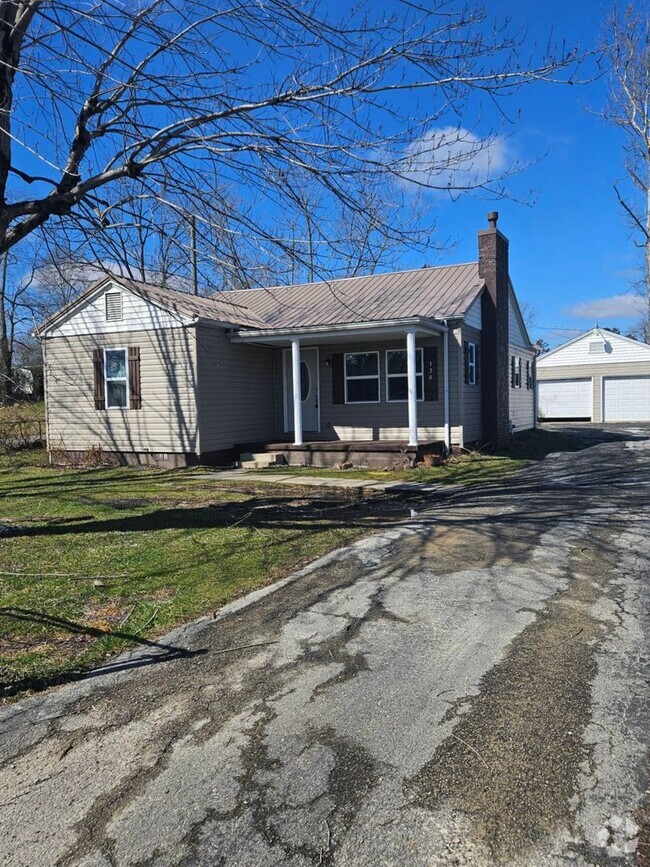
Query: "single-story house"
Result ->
[[36, 212, 535, 468], [537, 327, 650, 423]]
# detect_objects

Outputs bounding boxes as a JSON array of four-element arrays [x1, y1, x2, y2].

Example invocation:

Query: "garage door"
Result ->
[[603, 376, 650, 421], [538, 379, 592, 420]]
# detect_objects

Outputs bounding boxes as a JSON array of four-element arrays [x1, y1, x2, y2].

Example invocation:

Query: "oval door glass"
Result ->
[[300, 361, 310, 401]]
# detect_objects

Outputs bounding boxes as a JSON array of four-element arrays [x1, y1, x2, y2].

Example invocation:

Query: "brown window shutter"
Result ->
[[423, 345, 438, 401], [331, 353, 344, 404], [93, 348, 105, 410], [128, 346, 142, 409], [463, 341, 469, 384]]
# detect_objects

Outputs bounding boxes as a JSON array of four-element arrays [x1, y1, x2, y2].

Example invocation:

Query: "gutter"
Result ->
[[227, 317, 449, 343]]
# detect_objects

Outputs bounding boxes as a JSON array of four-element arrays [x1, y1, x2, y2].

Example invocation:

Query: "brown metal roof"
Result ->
[[37, 263, 484, 336], [119, 278, 269, 328], [217, 262, 483, 328]]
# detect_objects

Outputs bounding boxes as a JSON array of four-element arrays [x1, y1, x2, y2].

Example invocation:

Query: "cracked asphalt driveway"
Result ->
[[1, 426, 649, 867]]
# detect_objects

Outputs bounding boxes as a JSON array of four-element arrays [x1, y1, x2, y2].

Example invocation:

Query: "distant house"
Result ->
[[36, 213, 535, 468], [537, 327, 650, 423]]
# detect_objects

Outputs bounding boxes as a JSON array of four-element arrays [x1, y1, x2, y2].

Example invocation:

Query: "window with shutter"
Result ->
[[104, 349, 128, 408], [386, 349, 423, 401], [105, 291, 123, 321], [128, 347, 142, 409]]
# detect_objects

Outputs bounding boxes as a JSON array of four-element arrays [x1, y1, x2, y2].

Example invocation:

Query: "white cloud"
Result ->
[[564, 293, 646, 321], [397, 126, 509, 192]]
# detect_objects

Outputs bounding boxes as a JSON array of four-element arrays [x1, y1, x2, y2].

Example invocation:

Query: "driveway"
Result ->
[[1, 426, 648, 867]]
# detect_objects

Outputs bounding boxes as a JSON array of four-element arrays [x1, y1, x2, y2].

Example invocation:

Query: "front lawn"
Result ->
[[0, 448, 398, 700]]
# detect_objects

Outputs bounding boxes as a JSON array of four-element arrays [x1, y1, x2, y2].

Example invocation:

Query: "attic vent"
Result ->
[[105, 291, 123, 322], [588, 341, 606, 354]]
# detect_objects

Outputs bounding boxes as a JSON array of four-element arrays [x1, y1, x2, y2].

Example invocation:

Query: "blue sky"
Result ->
[[392, 0, 644, 346]]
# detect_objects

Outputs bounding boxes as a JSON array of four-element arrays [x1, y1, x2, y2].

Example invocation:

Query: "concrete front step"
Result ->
[[239, 452, 288, 470]]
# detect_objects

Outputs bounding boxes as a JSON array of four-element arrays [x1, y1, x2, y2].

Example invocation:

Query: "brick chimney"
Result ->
[[478, 211, 510, 446]]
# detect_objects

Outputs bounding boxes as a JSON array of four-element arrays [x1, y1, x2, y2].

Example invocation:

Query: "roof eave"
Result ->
[[227, 316, 448, 344]]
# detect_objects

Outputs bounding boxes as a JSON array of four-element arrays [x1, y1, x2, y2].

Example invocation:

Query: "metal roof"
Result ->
[[36, 262, 485, 336], [218, 262, 484, 328], [118, 278, 269, 328]]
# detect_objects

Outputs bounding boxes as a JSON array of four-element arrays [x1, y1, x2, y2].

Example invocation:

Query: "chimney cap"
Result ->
[[487, 211, 499, 228]]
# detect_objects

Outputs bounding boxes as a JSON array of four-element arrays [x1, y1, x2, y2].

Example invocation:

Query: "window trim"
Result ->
[[466, 341, 477, 385], [344, 351, 380, 404], [385, 348, 424, 402], [104, 347, 129, 410]]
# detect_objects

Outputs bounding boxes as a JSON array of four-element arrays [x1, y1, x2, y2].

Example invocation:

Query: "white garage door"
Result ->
[[538, 379, 592, 420], [603, 376, 650, 421]]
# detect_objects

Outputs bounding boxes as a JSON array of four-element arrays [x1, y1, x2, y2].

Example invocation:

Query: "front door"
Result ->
[[284, 348, 320, 432]]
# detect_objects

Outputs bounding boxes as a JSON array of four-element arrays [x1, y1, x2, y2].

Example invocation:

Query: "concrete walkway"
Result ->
[[196, 468, 445, 494]]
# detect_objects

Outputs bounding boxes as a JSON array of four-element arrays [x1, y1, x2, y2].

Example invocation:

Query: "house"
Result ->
[[36, 213, 535, 468], [537, 327, 650, 423]]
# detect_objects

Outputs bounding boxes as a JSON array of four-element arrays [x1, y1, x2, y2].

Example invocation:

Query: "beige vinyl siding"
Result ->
[[51, 284, 191, 337], [45, 327, 198, 454], [508, 287, 530, 349], [196, 325, 277, 452], [509, 345, 535, 431], [274, 336, 461, 443], [461, 325, 482, 443], [537, 360, 650, 423]]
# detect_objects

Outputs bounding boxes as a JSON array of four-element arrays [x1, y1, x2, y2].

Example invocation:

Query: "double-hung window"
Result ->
[[386, 349, 423, 401], [105, 348, 128, 408], [511, 355, 522, 388], [344, 352, 380, 403]]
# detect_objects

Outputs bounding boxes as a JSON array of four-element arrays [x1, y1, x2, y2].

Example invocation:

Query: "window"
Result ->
[[511, 355, 522, 388], [105, 349, 128, 408], [526, 360, 533, 390], [300, 360, 310, 401], [105, 291, 123, 321], [344, 352, 379, 403], [466, 342, 477, 385], [386, 349, 423, 401]]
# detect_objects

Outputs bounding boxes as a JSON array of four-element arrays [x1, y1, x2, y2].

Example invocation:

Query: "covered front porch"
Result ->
[[228, 316, 454, 467]]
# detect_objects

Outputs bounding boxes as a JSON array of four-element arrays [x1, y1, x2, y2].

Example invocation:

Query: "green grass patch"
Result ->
[[0, 448, 398, 700], [257, 454, 525, 486]]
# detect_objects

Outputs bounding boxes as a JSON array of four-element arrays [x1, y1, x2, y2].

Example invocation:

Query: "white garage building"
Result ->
[[537, 327, 650, 423]]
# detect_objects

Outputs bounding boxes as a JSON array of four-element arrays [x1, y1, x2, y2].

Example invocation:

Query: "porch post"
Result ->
[[443, 327, 451, 452], [406, 328, 418, 447], [291, 338, 303, 446]]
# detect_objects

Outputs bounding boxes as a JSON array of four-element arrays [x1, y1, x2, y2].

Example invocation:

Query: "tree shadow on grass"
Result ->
[[9, 494, 401, 538], [0, 607, 206, 700]]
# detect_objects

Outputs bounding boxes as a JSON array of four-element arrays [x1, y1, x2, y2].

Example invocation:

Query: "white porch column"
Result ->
[[443, 327, 451, 452], [406, 328, 418, 447], [291, 338, 303, 446]]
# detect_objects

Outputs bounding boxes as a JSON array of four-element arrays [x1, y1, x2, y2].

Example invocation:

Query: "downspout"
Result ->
[[443, 321, 451, 453]]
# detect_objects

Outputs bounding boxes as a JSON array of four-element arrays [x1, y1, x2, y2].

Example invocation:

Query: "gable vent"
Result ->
[[589, 341, 605, 354], [105, 291, 123, 322]]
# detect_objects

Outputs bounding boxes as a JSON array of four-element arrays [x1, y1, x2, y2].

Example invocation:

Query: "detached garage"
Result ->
[[538, 378, 592, 421], [537, 327, 650, 423]]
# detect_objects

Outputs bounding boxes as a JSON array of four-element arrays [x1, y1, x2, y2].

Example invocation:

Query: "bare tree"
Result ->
[[0, 1, 579, 266], [603, 4, 650, 340]]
